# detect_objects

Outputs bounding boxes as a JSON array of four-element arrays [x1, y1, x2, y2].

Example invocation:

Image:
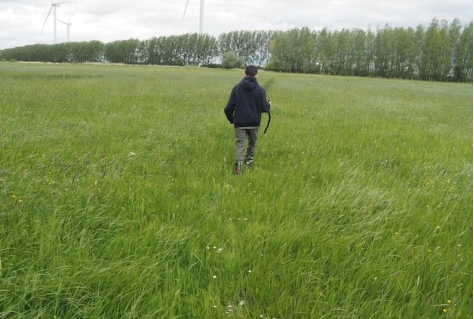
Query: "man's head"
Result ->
[[245, 65, 258, 77]]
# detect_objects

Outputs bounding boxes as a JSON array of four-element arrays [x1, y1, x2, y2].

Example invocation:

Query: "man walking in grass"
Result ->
[[224, 65, 271, 175]]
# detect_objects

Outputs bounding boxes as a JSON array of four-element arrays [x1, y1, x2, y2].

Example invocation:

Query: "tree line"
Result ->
[[269, 19, 473, 82], [1, 18, 472, 82]]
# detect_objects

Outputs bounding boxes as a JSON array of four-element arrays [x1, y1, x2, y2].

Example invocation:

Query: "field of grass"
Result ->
[[0, 62, 472, 318]]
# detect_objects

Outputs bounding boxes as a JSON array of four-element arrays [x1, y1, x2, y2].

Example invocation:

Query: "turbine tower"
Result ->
[[41, 1, 75, 43], [182, 0, 205, 34], [58, 9, 76, 42]]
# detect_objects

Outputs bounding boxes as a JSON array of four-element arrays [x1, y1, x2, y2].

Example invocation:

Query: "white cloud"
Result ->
[[0, 0, 472, 50]]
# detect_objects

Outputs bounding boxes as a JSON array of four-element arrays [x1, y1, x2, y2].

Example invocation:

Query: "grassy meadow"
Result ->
[[0, 63, 472, 318]]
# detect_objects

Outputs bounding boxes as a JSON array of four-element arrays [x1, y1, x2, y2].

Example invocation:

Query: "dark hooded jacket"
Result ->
[[224, 76, 270, 128]]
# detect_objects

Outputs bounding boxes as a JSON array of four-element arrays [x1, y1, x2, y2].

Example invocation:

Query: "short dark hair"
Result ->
[[245, 65, 258, 77]]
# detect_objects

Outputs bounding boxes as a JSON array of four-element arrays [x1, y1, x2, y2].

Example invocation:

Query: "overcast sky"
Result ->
[[0, 0, 472, 50]]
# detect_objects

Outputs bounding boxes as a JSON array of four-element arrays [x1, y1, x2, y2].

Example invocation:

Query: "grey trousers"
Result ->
[[235, 127, 258, 162]]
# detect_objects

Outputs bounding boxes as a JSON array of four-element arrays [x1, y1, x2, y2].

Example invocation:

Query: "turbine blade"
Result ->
[[181, 0, 190, 24], [68, 8, 76, 23], [41, 5, 54, 34]]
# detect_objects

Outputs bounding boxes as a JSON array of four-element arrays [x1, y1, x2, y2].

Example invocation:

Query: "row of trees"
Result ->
[[269, 19, 473, 82], [0, 30, 274, 67], [1, 18, 472, 82]]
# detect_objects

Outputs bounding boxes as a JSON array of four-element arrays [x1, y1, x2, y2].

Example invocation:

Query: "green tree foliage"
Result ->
[[314, 28, 336, 74], [267, 18, 472, 82], [420, 19, 452, 81], [221, 51, 245, 69], [217, 30, 272, 66], [72, 41, 105, 63], [453, 21, 473, 82], [267, 27, 316, 73], [0, 18, 472, 82]]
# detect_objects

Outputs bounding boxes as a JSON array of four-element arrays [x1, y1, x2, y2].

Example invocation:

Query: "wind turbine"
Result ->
[[41, 1, 76, 43], [182, 0, 205, 34], [58, 9, 76, 42]]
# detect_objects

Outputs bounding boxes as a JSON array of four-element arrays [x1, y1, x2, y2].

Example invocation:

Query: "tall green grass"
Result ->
[[0, 63, 472, 318]]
